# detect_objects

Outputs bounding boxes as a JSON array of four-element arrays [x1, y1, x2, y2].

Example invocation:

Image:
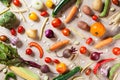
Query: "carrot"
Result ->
[[94, 37, 113, 49], [95, 33, 120, 49], [49, 40, 70, 51], [65, 0, 82, 23], [29, 42, 44, 58]]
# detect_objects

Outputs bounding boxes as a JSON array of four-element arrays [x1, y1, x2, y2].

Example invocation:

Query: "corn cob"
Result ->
[[9, 66, 40, 80]]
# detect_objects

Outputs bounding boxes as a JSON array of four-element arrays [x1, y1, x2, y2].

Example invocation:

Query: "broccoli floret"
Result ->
[[0, 0, 12, 7]]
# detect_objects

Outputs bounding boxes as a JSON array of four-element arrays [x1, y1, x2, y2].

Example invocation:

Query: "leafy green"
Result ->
[[0, 42, 41, 69], [0, 11, 17, 29], [0, 0, 12, 7]]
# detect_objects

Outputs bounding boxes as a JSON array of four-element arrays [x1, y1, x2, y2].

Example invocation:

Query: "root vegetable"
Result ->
[[78, 21, 90, 31], [92, 0, 103, 12], [26, 29, 37, 39], [82, 5, 94, 16]]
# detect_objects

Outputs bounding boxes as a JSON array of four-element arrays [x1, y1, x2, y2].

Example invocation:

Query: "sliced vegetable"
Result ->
[[99, 0, 110, 17], [9, 66, 40, 80], [90, 22, 106, 37], [0, 0, 12, 7], [32, 0, 44, 10], [5, 72, 17, 80], [53, 66, 82, 80], [94, 33, 120, 49], [109, 63, 120, 80], [29, 12, 38, 21], [52, 0, 70, 17], [0, 11, 17, 29], [65, 0, 82, 23], [92, 0, 103, 11], [29, 42, 44, 58], [93, 58, 116, 74], [49, 40, 70, 51], [56, 63, 67, 74]]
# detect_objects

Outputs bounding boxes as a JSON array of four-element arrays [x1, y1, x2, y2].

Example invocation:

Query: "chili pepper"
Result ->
[[5, 72, 17, 80], [93, 58, 116, 74], [52, 0, 70, 17], [109, 63, 120, 80], [29, 42, 44, 58]]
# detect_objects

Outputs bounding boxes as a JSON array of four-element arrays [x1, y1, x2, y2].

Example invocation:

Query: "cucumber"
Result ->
[[53, 66, 82, 80]]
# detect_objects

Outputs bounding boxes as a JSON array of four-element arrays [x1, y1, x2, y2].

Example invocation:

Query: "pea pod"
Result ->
[[52, 0, 71, 17], [109, 63, 120, 80], [99, 0, 110, 17], [5, 72, 17, 80]]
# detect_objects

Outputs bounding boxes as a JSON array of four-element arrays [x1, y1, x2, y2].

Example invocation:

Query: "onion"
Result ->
[[45, 29, 55, 38], [11, 37, 19, 45], [90, 52, 102, 61], [40, 65, 50, 73]]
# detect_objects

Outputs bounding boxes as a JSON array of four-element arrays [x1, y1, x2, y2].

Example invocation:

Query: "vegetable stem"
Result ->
[[76, 0, 82, 7], [113, 33, 120, 40]]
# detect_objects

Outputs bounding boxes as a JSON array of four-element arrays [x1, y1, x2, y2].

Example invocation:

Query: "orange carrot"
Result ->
[[49, 40, 70, 51], [65, 0, 82, 23], [94, 37, 113, 49], [29, 42, 44, 58]]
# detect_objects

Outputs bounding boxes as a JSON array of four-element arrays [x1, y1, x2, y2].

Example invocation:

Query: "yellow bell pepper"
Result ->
[[46, 0, 54, 8], [29, 12, 38, 21]]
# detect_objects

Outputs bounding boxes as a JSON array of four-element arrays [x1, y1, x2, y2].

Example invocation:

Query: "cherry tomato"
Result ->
[[40, 11, 48, 17], [26, 48, 33, 55], [13, 0, 21, 7], [92, 15, 98, 21], [86, 37, 93, 45], [10, 28, 16, 36], [80, 46, 87, 54], [53, 59, 60, 64], [45, 57, 52, 63], [112, 47, 120, 55], [51, 18, 62, 28], [112, 0, 119, 5], [62, 28, 70, 36], [56, 63, 67, 74], [17, 26, 25, 33], [85, 68, 92, 75]]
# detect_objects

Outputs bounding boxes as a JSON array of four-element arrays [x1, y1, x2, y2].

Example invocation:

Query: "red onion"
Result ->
[[45, 29, 55, 38], [90, 52, 102, 61]]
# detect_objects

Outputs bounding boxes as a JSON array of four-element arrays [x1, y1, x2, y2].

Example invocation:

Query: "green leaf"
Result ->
[[0, 51, 6, 60]]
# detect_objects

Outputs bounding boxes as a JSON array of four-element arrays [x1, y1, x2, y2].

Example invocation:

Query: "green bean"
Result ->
[[109, 63, 120, 80], [99, 0, 110, 17]]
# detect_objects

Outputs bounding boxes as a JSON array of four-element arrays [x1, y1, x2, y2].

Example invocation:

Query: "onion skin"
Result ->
[[45, 29, 55, 38]]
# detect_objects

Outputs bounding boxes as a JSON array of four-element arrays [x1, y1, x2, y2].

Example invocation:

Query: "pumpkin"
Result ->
[[90, 22, 106, 37]]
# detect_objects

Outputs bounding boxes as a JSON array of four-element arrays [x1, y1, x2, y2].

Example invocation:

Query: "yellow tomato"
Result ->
[[90, 22, 106, 37], [29, 12, 38, 21], [46, 0, 54, 8], [56, 63, 67, 74]]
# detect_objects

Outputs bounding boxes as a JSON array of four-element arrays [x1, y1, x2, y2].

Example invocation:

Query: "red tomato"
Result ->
[[26, 48, 33, 55], [112, 47, 120, 55], [45, 57, 52, 63], [17, 26, 25, 33], [10, 28, 16, 36], [40, 11, 48, 17], [112, 0, 119, 5], [85, 68, 92, 75], [92, 15, 98, 21], [86, 37, 93, 45], [51, 18, 62, 28], [80, 46, 87, 54], [62, 28, 70, 36], [13, 0, 21, 7], [53, 59, 60, 64]]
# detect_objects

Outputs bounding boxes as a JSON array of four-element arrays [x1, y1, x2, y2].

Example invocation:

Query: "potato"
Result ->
[[82, 5, 94, 16], [92, 0, 103, 11], [78, 21, 90, 31]]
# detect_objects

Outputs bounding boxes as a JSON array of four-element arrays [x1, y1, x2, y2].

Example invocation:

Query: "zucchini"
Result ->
[[53, 66, 82, 80], [52, 0, 70, 17]]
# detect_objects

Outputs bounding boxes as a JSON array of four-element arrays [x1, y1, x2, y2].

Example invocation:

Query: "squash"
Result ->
[[90, 22, 106, 37]]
